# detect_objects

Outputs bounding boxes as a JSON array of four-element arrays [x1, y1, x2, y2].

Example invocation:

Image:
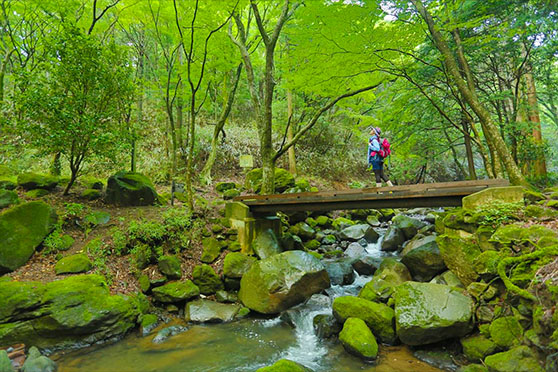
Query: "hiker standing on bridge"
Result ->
[[368, 126, 394, 188]]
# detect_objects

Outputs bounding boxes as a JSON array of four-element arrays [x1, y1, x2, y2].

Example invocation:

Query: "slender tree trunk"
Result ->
[[461, 118, 476, 180], [50, 152, 62, 177], [132, 50, 145, 172], [185, 95, 196, 211], [286, 88, 297, 176], [412, 0, 526, 185]]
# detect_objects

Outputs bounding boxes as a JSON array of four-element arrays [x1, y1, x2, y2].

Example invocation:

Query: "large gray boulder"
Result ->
[[392, 215, 427, 240], [105, 171, 158, 206], [0, 201, 57, 274], [324, 260, 355, 286], [393, 282, 474, 345], [339, 224, 379, 243], [185, 299, 242, 323], [238, 251, 330, 314], [400, 235, 446, 281], [381, 226, 406, 252], [252, 229, 282, 259], [358, 258, 411, 302]]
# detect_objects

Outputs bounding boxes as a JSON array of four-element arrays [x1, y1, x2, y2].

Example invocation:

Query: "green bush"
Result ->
[[128, 219, 166, 245]]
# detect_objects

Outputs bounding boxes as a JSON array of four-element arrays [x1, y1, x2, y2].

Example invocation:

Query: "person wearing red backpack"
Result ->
[[368, 126, 394, 188]]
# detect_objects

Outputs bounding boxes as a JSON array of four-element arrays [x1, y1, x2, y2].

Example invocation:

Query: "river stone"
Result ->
[[332, 217, 355, 230], [0, 190, 18, 209], [400, 235, 446, 282], [324, 260, 355, 286], [437, 234, 480, 286], [381, 226, 406, 252], [393, 282, 474, 345], [256, 359, 312, 372], [215, 290, 238, 303], [152, 325, 188, 344], [462, 186, 524, 210], [344, 242, 365, 258], [484, 346, 544, 372], [252, 228, 282, 259], [151, 280, 200, 303], [332, 296, 396, 344], [17, 173, 58, 191], [313, 314, 342, 338], [339, 317, 378, 361], [238, 251, 330, 314], [339, 224, 379, 243], [105, 171, 158, 206], [158, 255, 182, 280], [201, 237, 223, 263], [358, 258, 411, 302], [460, 333, 497, 361], [392, 215, 427, 240], [140, 314, 158, 336], [21, 347, 56, 372], [0, 201, 57, 274], [489, 316, 523, 349], [185, 299, 242, 323], [223, 252, 257, 279], [430, 270, 464, 288], [0, 274, 139, 350], [352, 256, 381, 276], [366, 215, 381, 227], [192, 264, 223, 295], [54, 253, 93, 275]]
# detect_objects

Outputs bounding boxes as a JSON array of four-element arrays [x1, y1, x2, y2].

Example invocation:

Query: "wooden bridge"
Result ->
[[234, 179, 510, 214]]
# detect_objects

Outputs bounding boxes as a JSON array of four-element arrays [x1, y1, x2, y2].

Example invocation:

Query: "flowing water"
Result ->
[[56, 236, 443, 372]]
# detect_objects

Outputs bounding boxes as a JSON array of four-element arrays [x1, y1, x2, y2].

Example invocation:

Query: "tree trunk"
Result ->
[[286, 88, 297, 176], [50, 152, 62, 176], [132, 50, 144, 172], [412, 0, 526, 185], [461, 118, 477, 180]]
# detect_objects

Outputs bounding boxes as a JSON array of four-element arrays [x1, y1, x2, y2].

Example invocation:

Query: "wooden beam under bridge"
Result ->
[[233, 179, 511, 214]]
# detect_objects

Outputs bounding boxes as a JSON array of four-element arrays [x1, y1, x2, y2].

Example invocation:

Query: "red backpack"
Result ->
[[379, 138, 391, 158]]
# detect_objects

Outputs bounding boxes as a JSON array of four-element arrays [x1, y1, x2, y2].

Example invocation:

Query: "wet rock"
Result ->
[[351, 256, 381, 276], [152, 325, 188, 344], [381, 226, 406, 252], [393, 282, 474, 345], [21, 347, 56, 372], [339, 224, 379, 243], [253, 229, 283, 259], [460, 334, 497, 361], [412, 347, 459, 372], [185, 299, 242, 323], [430, 270, 464, 288], [215, 290, 238, 303], [339, 318, 378, 361], [332, 296, 396, 344], [489, 316, 523, 349], [400, 235, 446, 282], [437, 234, 480, 286], [157, 255, 182, 280], [192, 264, 223, 295], [344, 243, 365, 258], [223, 253, 256, 280], [105, 171, 158, 206], [359, 258, 411, 302], [313, 314, 342, 339], [289, 222, 315, 241], [238, 251, 330, 314], [255, 359, 312, 372], [151, 280, 200, 303], [392, 215, 426, 240], [54, 254, 93, 275], [324, 261, 355, 286], [140, 314, 158, 336], [0, 201, 57, 274], [484, 346, 544, 372]]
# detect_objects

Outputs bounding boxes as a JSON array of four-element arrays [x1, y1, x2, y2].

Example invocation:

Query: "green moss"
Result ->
[[339, 317, 378, 360], [458, 364, 488, 372], [332, 217, 355, 230], [256, 359, 311, 372], [473, 251, 504, 278], [81, 189, 102, 200], [0, 176, 17, 190], [437, 234, 481, 286], [484, 346, 544, 372], [489, 316, 523, 349], [304, 239, 320, 251], [55, 253, 93, 275], [157, 255, 182, 280], [151, 280, 200, 303], [315, 215, 331, 227], [25, 189, 50, 198], [106, 171, 158, 206], [0, 190, 18, 209], [201, 237, 223, 263], [192, 264, 223, 295], [460, 334, 497, 361], [358, 258, 411, 302], [525, 205, 558, 220], [223, 252, 257, 279], [17, 173, 58, 190]]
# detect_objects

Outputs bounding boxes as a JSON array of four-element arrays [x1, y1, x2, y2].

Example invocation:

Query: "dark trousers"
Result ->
[[373, 168, 389, 183]]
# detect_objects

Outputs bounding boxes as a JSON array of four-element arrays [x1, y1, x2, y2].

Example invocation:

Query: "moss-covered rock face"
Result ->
[[157, 255, 182, 280], [185, 299, 242, 323], [256, 359, 312, 372], [401, 235, 446, 282], [55, 254, 93, 275], [392, 215, 427, 240], [332, 296, 396, 344], [484, 346, 544, 372], [192, 264, 223, 295], [223, 252, 257, 279], [0, 190, 18, 209], [460, 334, 497, 361], [0, 274, 139, 350], [358, 258, 411, 302], [105, 171, 158, 206], [0, 201, 57, 274], [462, 186, 524, 210], [489, 316, 523, 349], [473, 251, 504, 279], [244, 168, 295, 194], [339, 317, 379, 361], [393, 282, 473, 346], [437, 234, 480, 286], [17, 173, 58, 191], [238, 251, 330, 314], [151, 280, 200, 303]]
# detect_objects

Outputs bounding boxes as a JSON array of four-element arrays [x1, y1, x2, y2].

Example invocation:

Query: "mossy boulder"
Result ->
[[215, 182, 237, 193], [523, 188, 545, 204], [0, 177, 17, 191], [192, 264, 223, 295], [401, 235, 446, 282], [332, 217, 355, 230], [460, 334, 497, 361], [80, 189, 102, 200], [55, 254, 93, 275], [223, 252, 257, 279], [489, 316, 523, 349], [290, 222, 315, 241], [489, 224, 524, 248], [339, 317, 378, 361], [25, 189, 49, 198], [0, 165, 15, 177], [392, 215, 427, 240], [222, 189, 240, 200], [244, 168, 295, 194], [200, 237, 223, 263], [437, 234, 481, 286], [256, 359, 312, 372], [524, 205, 558, 220], [332, 296, 396, 344], [185, 299, 242, 323], [458, 365, 488, 372], [0, 274, 139, 350], [82, 177, 104, 190], [238, 251, 330, 314], [157, 255, 182, 280], [484, 346, 544, 372], [393, 282, 474, 345], [17, 173, 58, 191], [381, 226, 406, 252], [462, 186, 524, 210], [151, 280, 200, 303], [339, 224, 379, 243], [358, 258, 411, 302], [473, 251, 503, 279], [0, 190, 18, 209], [0, 201, 57, 274], [105, 171, 158, 206]]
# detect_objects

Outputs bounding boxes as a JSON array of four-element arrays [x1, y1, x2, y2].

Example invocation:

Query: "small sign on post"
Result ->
[[239, 155, 253, 169]]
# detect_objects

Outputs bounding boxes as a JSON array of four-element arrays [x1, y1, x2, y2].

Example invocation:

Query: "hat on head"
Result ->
[[375, 127, 382, 135]]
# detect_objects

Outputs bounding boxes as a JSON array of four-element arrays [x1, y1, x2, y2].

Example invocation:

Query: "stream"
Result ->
[[56, 231, 444, 372]]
